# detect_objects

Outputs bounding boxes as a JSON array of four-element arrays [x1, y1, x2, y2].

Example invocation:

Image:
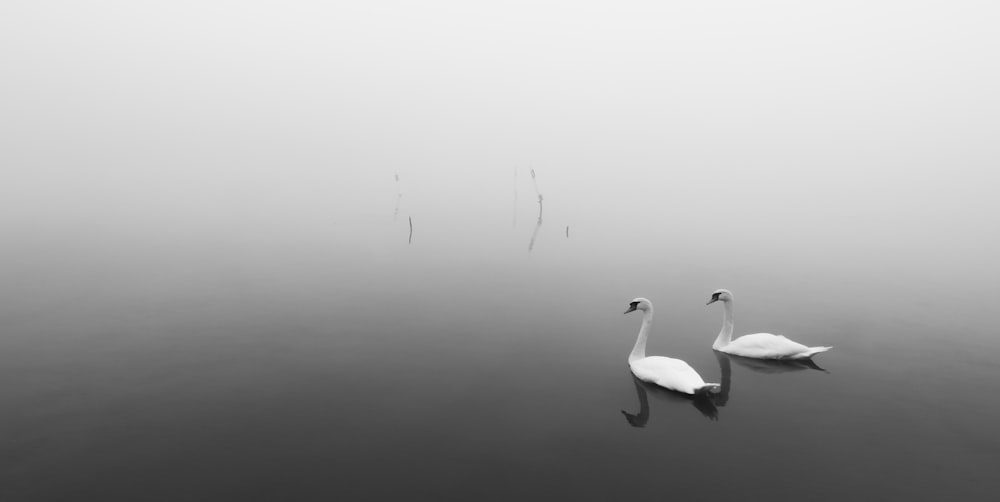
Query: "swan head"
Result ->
[[706, 289, 733, 305], [624, 297, 653, 314]]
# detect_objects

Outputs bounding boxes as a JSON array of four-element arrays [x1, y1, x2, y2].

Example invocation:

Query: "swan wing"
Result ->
[[630, 356, 715, 394], [722, 333, 822, 359]]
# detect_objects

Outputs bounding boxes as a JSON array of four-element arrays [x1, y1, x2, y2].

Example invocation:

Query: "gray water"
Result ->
[[2, 185, 998, 501]]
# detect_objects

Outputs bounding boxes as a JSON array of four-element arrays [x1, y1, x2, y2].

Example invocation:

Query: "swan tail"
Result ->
[[801, 346, 832, 358], [695, 383, 722, 395]]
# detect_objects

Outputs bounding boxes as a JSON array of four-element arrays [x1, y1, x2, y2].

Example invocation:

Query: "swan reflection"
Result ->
[[716, 351, 828, 375], [621, 374, 719, 427], [712, 351, 732, 407], [706, 351, 826, 409]]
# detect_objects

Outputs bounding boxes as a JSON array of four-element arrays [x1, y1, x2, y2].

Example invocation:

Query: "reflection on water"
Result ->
[[622, 374, 719, 426], [528, 196, 542, 252], [528, 168, 544, 251], [621, 375, 651, 427], [721, 352, 829, 374], [529, 168, 541, 205], [712, 351, 733, 407], [709, 351, 826, 409]]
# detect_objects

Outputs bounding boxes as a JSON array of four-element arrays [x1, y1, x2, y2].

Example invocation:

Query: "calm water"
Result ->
[[5, 0, 1000, 499], [1, 193, 998, 502]]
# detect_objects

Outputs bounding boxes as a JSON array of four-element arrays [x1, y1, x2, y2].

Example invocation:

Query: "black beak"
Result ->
[[706, 297, 719, 305], [624, 304, 637, 314]]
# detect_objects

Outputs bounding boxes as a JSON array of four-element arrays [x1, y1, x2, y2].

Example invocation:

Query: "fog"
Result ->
[[3, 2, 996, 315], [3, 3, 1000, 500]]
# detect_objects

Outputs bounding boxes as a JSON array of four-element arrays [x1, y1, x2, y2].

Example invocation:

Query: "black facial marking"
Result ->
[[711, 292, 721, 300]]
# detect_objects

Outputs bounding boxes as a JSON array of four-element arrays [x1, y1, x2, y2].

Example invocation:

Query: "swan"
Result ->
[[706, 289, 832, 359], [624, 298, 720, 395]]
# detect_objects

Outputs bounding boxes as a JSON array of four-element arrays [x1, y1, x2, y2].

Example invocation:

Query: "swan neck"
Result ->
[[713, 301, 734, 349], [714, 352, 731, 406], [630, 309, 654, 363]]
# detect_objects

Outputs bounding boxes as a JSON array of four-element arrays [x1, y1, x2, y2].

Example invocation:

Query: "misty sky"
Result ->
[[2, 1, 998, 280]]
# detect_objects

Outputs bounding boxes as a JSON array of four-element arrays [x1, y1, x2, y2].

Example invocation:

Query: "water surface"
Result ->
[[1, 197, 997, 501]]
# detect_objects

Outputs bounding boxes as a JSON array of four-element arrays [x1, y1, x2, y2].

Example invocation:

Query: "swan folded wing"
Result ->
[[725, 333, 811, 359], [630, 356, 708, 394]]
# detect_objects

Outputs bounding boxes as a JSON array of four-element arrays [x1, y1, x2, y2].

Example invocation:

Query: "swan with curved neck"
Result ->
[[707, 289, 832, 359], [624, 298, 720, 395]]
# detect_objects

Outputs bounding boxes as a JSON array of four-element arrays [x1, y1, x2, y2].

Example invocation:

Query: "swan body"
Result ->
[[630, 357, 717, 395], [707, 289, 832, 360], [716, 332, 830, 359], [624, 298, 720, 395]]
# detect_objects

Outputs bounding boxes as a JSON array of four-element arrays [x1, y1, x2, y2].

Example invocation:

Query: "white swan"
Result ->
[[706, 289, 832, 359], [624, 298, 720, 395]]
